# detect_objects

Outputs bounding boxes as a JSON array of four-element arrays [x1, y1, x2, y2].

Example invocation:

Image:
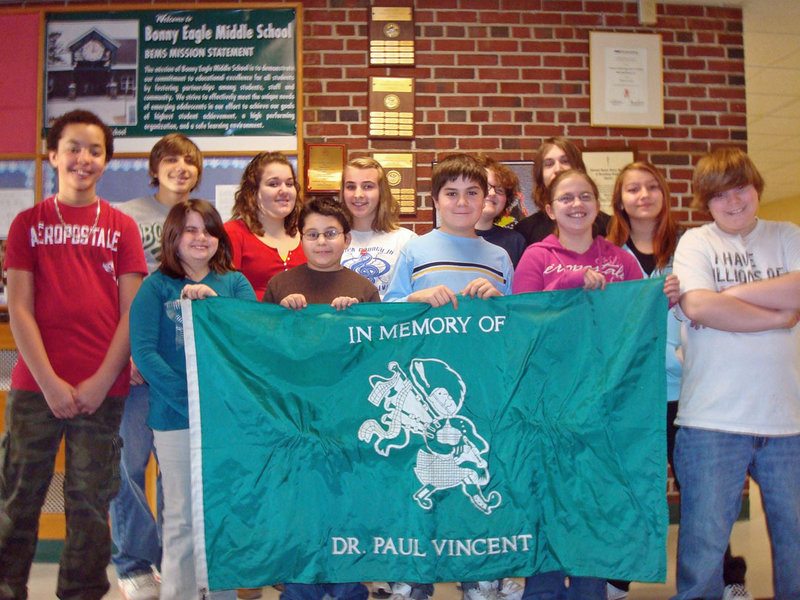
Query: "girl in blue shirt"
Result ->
[[130, 199, 255, 600]]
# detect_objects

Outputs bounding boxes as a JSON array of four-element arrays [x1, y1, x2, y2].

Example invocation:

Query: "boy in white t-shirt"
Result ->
[[671, 147, 800, 600]]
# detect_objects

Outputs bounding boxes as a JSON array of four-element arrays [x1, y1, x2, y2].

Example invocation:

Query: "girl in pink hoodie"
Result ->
[[513, 171, 643, 597], [513, 169, 643, 294]]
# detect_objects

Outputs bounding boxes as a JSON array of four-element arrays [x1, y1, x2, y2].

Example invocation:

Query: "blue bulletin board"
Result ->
[[0, 161, 36, 238], [41, 154, 298, 220]]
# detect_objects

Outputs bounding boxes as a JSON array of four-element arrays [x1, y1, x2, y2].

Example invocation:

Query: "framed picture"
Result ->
[[590, 32, 663, 128], [582, 149, 637, 214]]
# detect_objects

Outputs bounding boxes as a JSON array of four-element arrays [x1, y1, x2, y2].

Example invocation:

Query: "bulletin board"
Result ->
[[0, 12, 39, 155], [40, 154, 298, 222]]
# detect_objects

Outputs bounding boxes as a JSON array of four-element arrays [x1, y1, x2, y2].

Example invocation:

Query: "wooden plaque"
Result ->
[[369, 2, 415, 66], [373, 152, 416, 215], [368, 77, 415, 139]]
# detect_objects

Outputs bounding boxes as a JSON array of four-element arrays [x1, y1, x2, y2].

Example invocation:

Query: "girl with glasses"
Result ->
[[513, 170, 641, 599], [474, 156, 527, 268], [513, 169, 642, 295]]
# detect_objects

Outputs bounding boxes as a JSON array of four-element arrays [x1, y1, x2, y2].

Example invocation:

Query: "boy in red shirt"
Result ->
[[0, 110, 147, 599]]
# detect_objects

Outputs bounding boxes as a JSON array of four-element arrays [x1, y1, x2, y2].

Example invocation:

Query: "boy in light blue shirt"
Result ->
[[384, 153, 513, 306], [384, 154, 516, 600]]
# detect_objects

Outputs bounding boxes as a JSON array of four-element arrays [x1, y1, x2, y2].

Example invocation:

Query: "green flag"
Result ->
[[183, 278, 667, 591]]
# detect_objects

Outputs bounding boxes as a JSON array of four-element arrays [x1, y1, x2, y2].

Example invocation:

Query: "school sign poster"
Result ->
[[183, 279, 668, 592]]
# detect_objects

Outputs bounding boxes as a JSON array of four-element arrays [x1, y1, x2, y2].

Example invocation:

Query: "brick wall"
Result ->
[[296, 0, 745, 515], [297, 0, 745, 233]]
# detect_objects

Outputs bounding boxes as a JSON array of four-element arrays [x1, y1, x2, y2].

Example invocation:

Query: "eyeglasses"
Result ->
[[554, 192, 596, 205], [302, 229, 344, 241], [487, 184, 508, 197]]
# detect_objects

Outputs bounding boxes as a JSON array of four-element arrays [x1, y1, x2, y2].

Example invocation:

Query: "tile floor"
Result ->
[[27, 481, 774, 600]]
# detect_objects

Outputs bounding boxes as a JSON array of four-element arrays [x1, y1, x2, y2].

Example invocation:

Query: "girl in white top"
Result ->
[[340, 157, 417, 299]]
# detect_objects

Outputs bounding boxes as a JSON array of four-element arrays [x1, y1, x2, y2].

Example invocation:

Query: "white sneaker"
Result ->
[[118, 572, 160, 600], [498, 578, 523, 600], [463, 589, 496, 600], [463, 582, 497, 600], [390, 582, 413, 600], [722, 583, 754, 600], [606, 582, 628, 600]]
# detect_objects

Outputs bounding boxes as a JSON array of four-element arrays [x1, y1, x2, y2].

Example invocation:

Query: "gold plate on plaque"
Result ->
[[306, 144, 346, 194]]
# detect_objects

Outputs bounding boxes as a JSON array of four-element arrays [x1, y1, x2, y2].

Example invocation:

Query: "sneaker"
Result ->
[[118, 572, 160, 600], [463, 588, 496, 600], [463, 581, 498, 600], [390, 582, 413, 600], [372, 582, 392, 599], [722, 584, 754, 600], [498, 578, 523, 600], [606, 582, 628, 600]]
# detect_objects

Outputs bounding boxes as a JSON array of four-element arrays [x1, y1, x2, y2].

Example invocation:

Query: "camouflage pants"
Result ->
[[0, 389, 124, 600]]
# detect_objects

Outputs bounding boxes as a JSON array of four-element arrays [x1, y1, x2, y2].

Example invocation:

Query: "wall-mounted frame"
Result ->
[[0, 3, 303, 231], [590, 32, 663, 128], [505, 161, 535, 219], [305, 143, 345, 195], [582, 148, 637, 214], [0, 161, 36, 238], [43, 4, 302, 153]]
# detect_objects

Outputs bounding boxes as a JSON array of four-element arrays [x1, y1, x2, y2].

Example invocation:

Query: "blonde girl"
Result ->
[[340, 156, 416, 298]]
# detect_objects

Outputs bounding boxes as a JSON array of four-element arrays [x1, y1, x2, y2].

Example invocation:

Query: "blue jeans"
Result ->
[[110, 383, 162, 577], [671, 427, 800, 600], [281, 583, 368, 600], [522, 572, 604, 600]]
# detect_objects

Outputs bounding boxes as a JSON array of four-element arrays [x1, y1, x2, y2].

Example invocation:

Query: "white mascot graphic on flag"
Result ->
[[358, 358, 502, 515]]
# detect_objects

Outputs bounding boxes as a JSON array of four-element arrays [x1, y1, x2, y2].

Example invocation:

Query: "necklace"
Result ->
[[54, 195, 100, 231]]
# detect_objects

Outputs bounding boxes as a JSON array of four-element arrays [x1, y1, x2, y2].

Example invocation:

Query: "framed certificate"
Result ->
[[590, 32, 663, 128], [582, 148, 637, 213]]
